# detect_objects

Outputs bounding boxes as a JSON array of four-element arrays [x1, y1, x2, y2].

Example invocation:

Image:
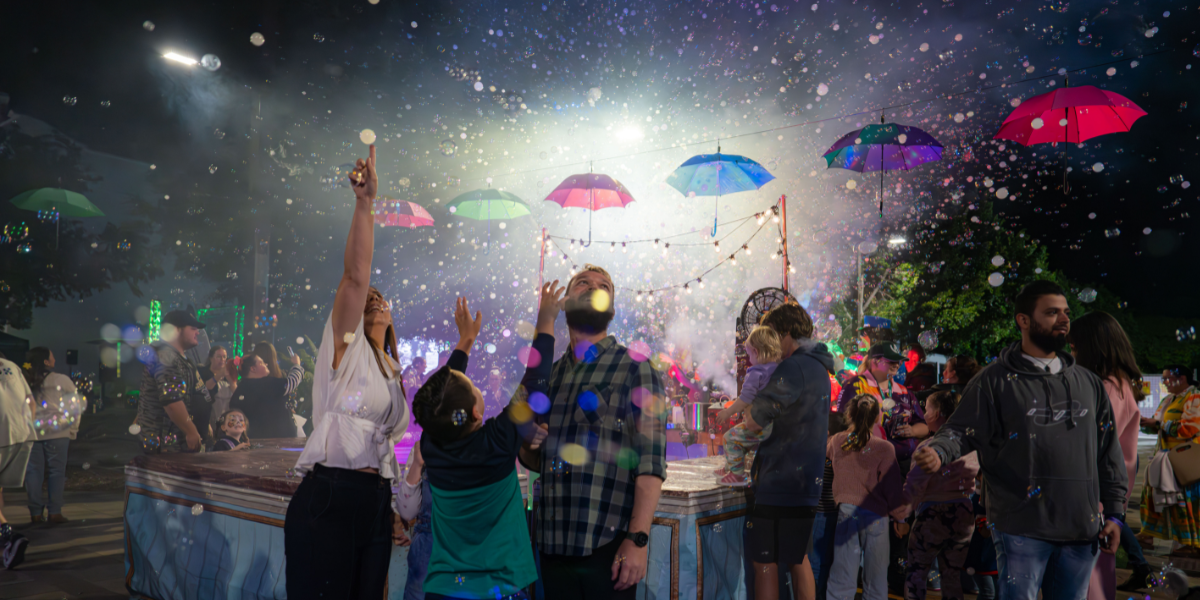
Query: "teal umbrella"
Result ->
[[447, 188, 530, 254], [9, 188, 106, 248]]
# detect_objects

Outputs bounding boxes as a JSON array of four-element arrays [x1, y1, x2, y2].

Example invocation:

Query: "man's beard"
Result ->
[[564, 295, 615, 335], [1029, 319, 1068, 354]]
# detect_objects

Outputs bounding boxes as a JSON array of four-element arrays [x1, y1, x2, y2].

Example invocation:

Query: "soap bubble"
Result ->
[[1031, 118, 1044, 129], [143, 21, 155, 31], [846, 180, 857, 190], [817, 83, 829, 96], [82, 462, 91, 470], [440, 140, 457, 156], [1092, 163, 1104, 172], [560, 443, 589, 465], [411, 21, 418, 28], [200, 54, 222, 71], [191, 504, 205, 516], [485, 343, 497, 354], [359, 129, 377, 144], [1106, 67, 1116, 76], [1143, 227, 1153, 235], [587, 87, 602, 102], [473, 81, 484, 91], [63, 96, 78, 106], [208, 165, 218, 174], [996, 188, 1009, 199], [988, 273, 1005, 287], [991, 255, 1005, 267], [250, 32, 265, 46], [1104, 228, 1121, 238], [918, 331, 938, 349], [1078, 288, 1098, 303], [129, 424, 142, 435]]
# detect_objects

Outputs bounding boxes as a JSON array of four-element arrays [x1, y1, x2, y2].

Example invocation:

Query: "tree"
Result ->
[[0, 124, 163, 328]]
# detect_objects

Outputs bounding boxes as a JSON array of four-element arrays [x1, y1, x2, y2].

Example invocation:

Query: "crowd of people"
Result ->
[[0, 144, 1196, 600]]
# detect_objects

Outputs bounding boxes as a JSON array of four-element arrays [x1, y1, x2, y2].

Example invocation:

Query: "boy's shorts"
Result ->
[[0, 442, 33, 488], [745, 504, 816, 566]]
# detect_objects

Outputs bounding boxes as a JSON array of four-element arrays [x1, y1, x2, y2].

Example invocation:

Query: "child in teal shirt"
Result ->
[[412, 290, 558, 599]]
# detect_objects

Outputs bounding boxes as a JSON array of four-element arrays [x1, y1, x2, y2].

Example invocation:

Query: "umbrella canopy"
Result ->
[[544, 172, 635, 246], [10, 188, 105, 217], [822, 124, 944, 172], [994, 85, 1147, 145], [544, 173, 635, 210], [447, 188, 531, 220], [666, 153, 775, 197], [373, 198, 434, 228], [822, 122, 942, 216]]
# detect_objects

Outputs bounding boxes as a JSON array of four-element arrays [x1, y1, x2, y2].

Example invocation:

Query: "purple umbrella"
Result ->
[[823, 118, 943, 217], [544, 169, 636, 246]]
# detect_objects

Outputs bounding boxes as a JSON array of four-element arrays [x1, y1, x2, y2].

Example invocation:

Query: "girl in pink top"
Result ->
[[826, 394, 910, 600], [1069, 311, 1149, 598]]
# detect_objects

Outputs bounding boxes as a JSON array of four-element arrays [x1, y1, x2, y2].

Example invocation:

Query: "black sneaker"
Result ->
[[1117, 564, 1153, 592], [2, 534, 28, 569]]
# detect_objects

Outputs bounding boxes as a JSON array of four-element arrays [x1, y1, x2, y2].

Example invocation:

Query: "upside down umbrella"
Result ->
[[447, 188, 531, 254], [823, 118, 943, 217], [544, 167, 635, 246], [666, 146, 775, 236], [994, 81, 1147, 194], [9, 187, 106, 248], [372, 198, 434, 228]]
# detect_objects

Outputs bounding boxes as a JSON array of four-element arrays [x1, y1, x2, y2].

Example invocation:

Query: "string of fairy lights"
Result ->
[[540, 198, 790, 299]]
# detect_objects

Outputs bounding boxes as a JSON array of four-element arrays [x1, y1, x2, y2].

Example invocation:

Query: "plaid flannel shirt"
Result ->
[[533, 336, 667, 557]]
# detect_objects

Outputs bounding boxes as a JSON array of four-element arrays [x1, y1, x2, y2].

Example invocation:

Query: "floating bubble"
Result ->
[[587, 87, 602, 102], [192, 504, 205, 516], [1031, 118, 1044, 130], [996, 187, 1009, 199], [1143, 227, 1153, 235], [208, 165, 218, 174], [846, 180, 858, 190], [817, 83, 829, 96], [440, 140, 457, 156], [63, 96, 77, 106], [988, 273, 1005, 287], [473, 81, 484, 92], [143, 20, 155, 31], [992, 255, 1005, 266], [1104, 228, 1121, 238], [250, 32, 265, 46], [1105, 67, 1116, 76], [359, 129, 376, 144], [451, 408, 468, 426], [200, 54, 221, 71], [560, 443, 589, 466], [529, 391, 551, 414], [100, 100, 111, 107], [1078, 288, 1098, 303], [313, 33, 325, 42], [918, 330, 938, 349], [129, 423, 142, 435], [411, 21, 418, 28]]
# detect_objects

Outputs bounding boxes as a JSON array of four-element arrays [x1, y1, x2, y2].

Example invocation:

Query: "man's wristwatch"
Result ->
[[626, 531, 649, 548]]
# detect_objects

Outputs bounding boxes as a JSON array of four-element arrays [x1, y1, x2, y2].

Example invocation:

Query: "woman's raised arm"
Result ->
[[331, 144, 378, 369]]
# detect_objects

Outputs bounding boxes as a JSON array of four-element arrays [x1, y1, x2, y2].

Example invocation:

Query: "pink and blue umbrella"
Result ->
[[823, 120, 943, 217], [373, 198, 434, 228], [667, 150, 775, 236], [544, 170, 636, 246]]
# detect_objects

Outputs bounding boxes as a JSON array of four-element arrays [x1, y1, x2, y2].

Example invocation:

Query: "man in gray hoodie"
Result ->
[[914, 280, 1126, 600]]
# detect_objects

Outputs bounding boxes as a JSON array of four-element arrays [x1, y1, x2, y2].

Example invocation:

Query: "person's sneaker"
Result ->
[[1117, 564, 1154, 592], [713, 466, 729, 476], [719, 472, 749, 487], [29, 515, 44, 524], [2, 534, 28, 570], [47, 514, 68, 525]]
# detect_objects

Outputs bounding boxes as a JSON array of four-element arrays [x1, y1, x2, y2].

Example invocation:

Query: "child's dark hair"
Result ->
[[217, 409, 250, 444], [927, 390, 961, 421], [841, 394, 880, 452], [412, 367, 478, 445], [828, 410, 848, 436]]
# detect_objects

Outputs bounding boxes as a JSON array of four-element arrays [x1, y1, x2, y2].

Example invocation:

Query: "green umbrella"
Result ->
[[10, 188, 105, 217], [9, 188, 106, 248], [446, 188, 530, 254], [446, 188, 530, 220]]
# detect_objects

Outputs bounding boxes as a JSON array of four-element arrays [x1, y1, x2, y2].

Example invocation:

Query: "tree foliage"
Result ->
[[0, 125, 163, 328]]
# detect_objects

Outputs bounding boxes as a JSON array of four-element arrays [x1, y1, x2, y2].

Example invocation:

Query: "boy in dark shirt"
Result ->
[[412, 289, 559, 600]]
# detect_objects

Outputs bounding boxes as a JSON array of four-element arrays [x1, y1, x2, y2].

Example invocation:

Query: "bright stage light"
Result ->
[[888, 237, 907, 245], [163, 52, 199, 66], [615, 126, 643, 141]]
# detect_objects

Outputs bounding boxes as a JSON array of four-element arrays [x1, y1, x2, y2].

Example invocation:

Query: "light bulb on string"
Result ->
[[743, 244, 751, 255], [685, 284, 692, 294], [622, 242, 627, 253], [714, 241, 721, 252], [757, 213, 765, 225], [772, 215, 780, 223], [636, 292, 643, 302], [610, 243, 615, 253], [730, 254, 737, 266], [654, 239, 660, 247], [698, 279, 705, 289]]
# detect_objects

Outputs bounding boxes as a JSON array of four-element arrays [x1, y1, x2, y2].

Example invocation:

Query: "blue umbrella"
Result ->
[[667, 147, 775, 235]]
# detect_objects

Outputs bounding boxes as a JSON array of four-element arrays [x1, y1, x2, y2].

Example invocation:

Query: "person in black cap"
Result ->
[[135, 310, 209, 453]]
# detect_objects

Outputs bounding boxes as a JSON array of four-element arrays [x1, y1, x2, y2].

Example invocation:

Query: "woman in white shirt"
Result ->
[[285, 145, 477, 599], [20, 348, 82, 524]]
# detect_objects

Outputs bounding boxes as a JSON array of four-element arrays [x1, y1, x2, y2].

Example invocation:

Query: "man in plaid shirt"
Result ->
[[136, 310, 207, 453], [519, 265, 667, 599]]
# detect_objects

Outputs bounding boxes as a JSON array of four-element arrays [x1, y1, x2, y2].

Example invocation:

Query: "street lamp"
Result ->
[[163, 52, 198, 66]]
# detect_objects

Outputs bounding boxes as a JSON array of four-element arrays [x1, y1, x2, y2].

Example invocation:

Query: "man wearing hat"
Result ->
[[135, 310, 208, 454], [835, 342, 928, 594]]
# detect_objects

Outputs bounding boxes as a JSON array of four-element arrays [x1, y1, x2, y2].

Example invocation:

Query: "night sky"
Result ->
[[1, 0, 1197, 384]]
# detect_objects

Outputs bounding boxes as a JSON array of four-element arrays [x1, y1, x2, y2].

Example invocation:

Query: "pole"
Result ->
[[537, 227, 547, 307], [857, 247, 864, 328], [780, 195, 789, 292]]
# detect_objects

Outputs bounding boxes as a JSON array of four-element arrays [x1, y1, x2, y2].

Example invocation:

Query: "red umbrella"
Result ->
[[994, 83, 1146, 192], [544, 170, 635, 246], [373, 198, 434, 228]]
